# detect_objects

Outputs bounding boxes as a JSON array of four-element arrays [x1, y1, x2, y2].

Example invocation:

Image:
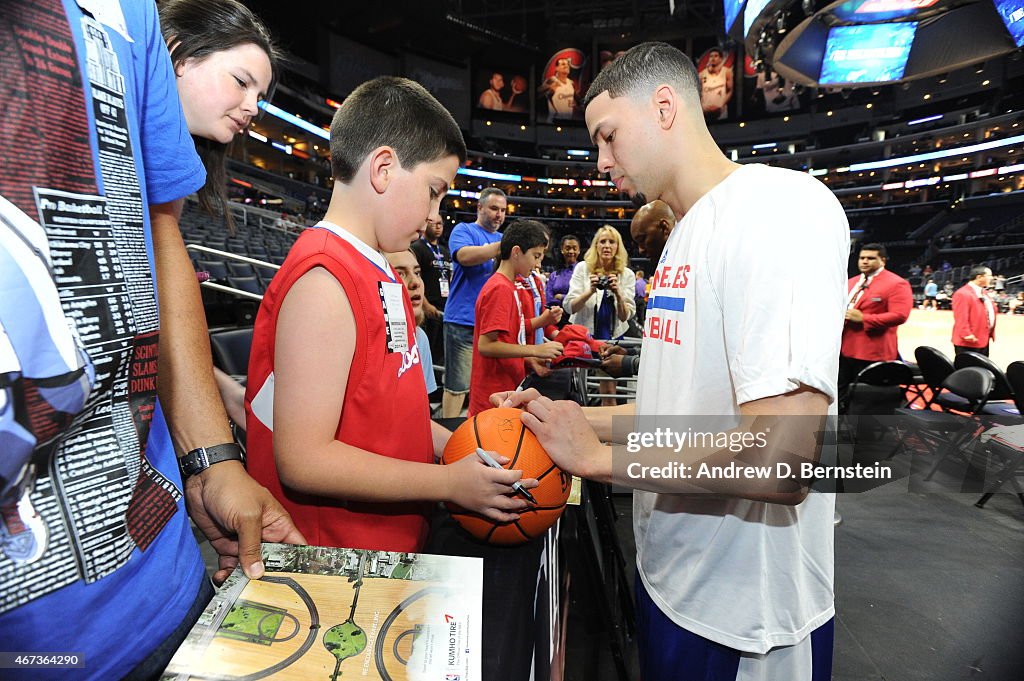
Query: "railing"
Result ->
[[186, 244, 279, 301]]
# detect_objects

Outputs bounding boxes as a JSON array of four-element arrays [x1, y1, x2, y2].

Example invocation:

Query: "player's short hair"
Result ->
[[860, 243, 888, 260], [501, 220, 550, 260], [329, 77, 466, 184], [584, 42, 701, 109], [478, 187, 507, 207]]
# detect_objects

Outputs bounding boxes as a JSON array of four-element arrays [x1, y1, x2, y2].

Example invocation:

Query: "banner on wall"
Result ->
[[695, 46, 736, 121], [742, 55, 804, 116], [473, 66, 530, 115], [538, 48, 589, 123]]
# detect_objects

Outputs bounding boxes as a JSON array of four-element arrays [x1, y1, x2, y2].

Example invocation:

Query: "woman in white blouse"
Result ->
[[565, 226, 636, 404]]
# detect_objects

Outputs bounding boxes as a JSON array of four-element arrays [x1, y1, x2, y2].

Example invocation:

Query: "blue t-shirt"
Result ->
[[445, 221, 502, 326], [924, 282, 938, 296], [0, 1, 207, 678], [416, 325, 437, 392]]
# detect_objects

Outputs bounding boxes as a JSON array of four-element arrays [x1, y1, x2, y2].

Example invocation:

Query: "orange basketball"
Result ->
[[442, 407, 571, 545]]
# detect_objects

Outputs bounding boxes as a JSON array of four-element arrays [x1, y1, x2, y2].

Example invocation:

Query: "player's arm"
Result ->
[[272, 268, 531, 521], [455, 242, 501, 267], [724, 67, 734, 99], [514, 385, 827, 505], [493, 389, 635, 444], [151, 199, 234, 451], [478, 331, 562, 360]]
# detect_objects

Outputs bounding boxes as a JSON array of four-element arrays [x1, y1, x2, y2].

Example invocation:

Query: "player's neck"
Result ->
[[323, 184, 379, 251], [497, 260, 518, 281]]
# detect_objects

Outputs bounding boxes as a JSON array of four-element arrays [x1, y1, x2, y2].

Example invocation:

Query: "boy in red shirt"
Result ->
[[245, 78, 535, 552], [469, 220, 564, 415]]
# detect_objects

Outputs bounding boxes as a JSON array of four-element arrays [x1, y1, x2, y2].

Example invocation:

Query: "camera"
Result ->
[[595, 275, 611, 290]]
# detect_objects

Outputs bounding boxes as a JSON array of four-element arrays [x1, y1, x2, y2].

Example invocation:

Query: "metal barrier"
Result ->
[[186, 244, 279, 301]]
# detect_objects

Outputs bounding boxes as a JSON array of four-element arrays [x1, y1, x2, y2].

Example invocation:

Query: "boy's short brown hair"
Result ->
[[330, 76, 467, 183]]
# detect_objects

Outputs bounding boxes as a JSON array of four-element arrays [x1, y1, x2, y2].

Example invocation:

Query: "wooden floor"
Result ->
[[897, 308, 1023, 369]]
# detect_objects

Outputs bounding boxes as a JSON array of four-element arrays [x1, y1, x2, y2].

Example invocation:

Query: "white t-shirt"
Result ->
[[634, 164, 849, 654]]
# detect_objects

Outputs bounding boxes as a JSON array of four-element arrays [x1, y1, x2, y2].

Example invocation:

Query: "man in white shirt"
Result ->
[[495, 42, 848, 681]]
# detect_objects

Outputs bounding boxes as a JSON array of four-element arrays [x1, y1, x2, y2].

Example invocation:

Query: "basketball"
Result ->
[[442, 407, 571, 545]]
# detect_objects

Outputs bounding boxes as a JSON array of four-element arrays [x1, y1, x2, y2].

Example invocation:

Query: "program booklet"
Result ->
[[161, 543, 482, 681]]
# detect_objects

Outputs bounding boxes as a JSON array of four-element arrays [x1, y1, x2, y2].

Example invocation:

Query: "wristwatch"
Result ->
[[178, 443, 245, 479]]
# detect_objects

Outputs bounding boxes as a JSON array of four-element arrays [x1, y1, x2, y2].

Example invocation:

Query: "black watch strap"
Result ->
[[178, 443, 245, 479]]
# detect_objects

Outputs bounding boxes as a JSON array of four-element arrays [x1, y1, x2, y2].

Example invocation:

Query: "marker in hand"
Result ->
[[475, 447, 537, 504]]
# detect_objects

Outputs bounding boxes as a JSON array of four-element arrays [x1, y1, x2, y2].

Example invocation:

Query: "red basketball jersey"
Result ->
[[245, 223, 433, 552]]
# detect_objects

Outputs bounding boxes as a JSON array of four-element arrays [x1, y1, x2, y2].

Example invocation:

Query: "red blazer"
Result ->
[[841, 268, 913, 361], [951, 284, 997, 348]]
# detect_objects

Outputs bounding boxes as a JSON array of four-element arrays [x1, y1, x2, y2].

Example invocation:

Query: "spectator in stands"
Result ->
[[469, 221, 564, 416], [546, 234, 582, 315], [601, 200, 677, 378], [0, 3, 303, 677], [993, 273, 1006, 293], [566, 225, 637, 405], [443, 187, 508, 417], [244, 77, 533, 553], [497, 42, 845, 681], [923, 279, 938, 310], [952, 266, 997, 356], [909, 263, 922, 277], [839, 243, 913, 406], [634, 269, 647, 323], [923, 264, 934, 277], [411, 216, 452, 365], [385, 250, 437, 395]]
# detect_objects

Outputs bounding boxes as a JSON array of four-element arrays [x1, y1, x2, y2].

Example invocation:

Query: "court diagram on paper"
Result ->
[[161, 544, 482, 681]]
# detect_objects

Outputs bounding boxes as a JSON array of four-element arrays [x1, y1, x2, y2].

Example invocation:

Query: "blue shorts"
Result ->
[[443, 322, 474, 394], [635, 573, 834, 681]]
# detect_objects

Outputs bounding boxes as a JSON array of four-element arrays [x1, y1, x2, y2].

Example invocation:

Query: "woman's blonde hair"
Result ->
[[583, 225, 628, 275]]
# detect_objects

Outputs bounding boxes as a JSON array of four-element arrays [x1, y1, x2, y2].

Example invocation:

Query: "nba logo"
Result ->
[[445, 675, 460, 680]]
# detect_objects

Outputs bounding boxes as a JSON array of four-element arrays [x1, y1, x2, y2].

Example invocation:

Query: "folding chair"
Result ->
[[953, 351, 1019, 418], [974, 424, 1024, 509], [915, 346, 970, 412], [896, 367, 995, 480]]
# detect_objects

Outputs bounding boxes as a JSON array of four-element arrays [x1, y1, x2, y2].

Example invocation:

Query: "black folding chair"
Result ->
[[974, 426, 1024, 509], [954, 352, 1019, 418], [914, 346, 962, 410], [896, 367, 994, 480]]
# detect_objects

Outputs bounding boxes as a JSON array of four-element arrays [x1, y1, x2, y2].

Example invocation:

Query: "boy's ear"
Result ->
[[368, 146, 397, 194]]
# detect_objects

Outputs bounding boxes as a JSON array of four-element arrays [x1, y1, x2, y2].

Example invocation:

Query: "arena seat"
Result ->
[[209, 327, 254, 379]]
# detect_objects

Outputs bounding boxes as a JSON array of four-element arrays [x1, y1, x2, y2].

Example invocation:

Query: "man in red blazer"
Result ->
[[952, 266, 996, 356], [839, 243, 913, 402]]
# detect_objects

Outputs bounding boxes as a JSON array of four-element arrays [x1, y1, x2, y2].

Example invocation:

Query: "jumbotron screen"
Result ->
[[994, 0, 1024, 47], [724, 0, 744, 32], [832, 0, 939, 22], [819, 22, 918, 85]]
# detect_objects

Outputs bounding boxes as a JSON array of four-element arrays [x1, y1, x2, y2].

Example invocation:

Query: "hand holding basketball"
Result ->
[[443, 452, 537, 523], [520, 396, 604, 478]]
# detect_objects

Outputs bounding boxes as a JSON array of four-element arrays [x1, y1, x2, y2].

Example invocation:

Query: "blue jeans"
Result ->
[[443, 322, 474, 394]]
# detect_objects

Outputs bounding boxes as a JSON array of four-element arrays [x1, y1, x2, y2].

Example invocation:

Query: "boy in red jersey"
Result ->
[[245, 77, 536, 552], [468, 220, 565, 416]]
